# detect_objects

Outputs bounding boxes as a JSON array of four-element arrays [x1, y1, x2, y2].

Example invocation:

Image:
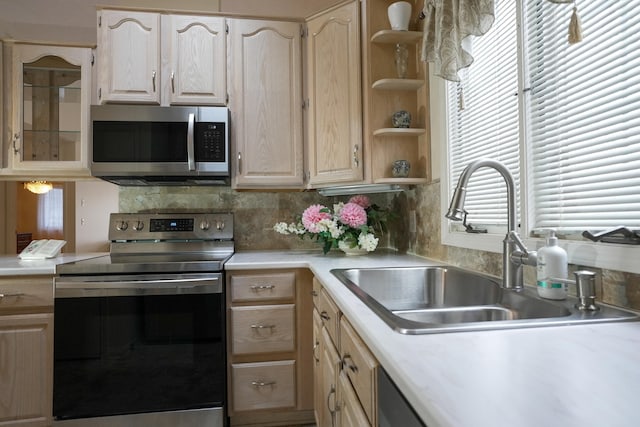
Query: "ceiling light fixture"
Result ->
[[24, 181, 53, 194]]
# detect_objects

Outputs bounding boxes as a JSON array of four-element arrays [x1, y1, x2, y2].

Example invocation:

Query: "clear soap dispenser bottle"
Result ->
[[536, 229, 568, 300]]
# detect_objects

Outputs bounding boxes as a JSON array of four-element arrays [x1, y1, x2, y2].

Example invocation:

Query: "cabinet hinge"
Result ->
[[226, 93, 229, 104], [98, 15, 101, 28], [91, 53, 95, 66], [300, 24, 307, 38], [302, 99, 309, 110], [98, 87, 101, 100], [226, 23, 229, 34]]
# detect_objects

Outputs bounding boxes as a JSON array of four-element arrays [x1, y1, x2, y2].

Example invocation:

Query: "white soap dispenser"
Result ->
[[536, 229, 568, 300]]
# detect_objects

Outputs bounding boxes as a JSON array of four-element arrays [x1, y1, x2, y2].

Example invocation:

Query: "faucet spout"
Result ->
[[446, 159, 532, 290]]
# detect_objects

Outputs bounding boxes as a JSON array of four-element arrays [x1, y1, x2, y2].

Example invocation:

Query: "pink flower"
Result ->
[[302, 204, 332, 233], [339, 202, 367, 228], [349, 195, 371, 209]]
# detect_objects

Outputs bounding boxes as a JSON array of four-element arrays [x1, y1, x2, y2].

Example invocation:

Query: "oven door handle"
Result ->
[[55, 276, 222, 298]]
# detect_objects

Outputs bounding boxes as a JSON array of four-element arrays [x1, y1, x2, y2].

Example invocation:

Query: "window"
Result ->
[[438, 0, 640, 273]]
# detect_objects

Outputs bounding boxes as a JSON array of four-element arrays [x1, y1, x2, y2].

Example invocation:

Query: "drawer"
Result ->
[[318, 288, 340, 347], [0, 277, 54, 314], [340, 318, 378, 424], [231, 272, 295, 302], [231, 304, 295, 355], [231, 360, 296, 412]]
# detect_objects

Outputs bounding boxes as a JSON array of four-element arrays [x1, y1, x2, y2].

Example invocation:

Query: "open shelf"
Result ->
[[372, 78, 424, 90], [371, 30, 423, 44], [373, 128, 426, 137]]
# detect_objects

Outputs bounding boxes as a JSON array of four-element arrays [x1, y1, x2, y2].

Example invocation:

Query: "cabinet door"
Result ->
[[11, 44, 91, 174], [338, 372, 371, 427], [98, 10, 160, 104], [166, 15, 226, 105], [228, 19, 304, 189], [313, 310, 324, 426], [319, 327, 341, 427], [306, 1, 363, 186], [0, 313, 53, 427]]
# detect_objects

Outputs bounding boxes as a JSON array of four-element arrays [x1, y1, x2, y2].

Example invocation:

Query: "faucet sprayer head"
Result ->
[[445, 185, 467, 221]]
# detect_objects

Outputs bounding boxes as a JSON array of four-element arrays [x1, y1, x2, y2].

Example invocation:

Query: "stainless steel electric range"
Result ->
[[53, 212, 234, 427]]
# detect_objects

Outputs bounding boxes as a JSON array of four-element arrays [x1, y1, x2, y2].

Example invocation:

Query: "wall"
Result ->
[[119, 187, 391, 252]]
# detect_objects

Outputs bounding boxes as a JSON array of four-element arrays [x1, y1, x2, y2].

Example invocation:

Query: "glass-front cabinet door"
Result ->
[[11, 44, 91, 175]]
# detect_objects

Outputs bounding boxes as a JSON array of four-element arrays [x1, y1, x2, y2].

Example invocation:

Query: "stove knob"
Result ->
[[200, 220, 211, 231], [216, 220, 225, 231], [116, 221, 128, 231], [133, 221, 144, 231]]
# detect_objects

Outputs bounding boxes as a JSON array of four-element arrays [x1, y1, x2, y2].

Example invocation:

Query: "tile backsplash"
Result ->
[[120, 184, 640, 311]]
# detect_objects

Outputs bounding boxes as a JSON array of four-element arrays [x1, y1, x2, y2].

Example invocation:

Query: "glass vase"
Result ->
[[395, 43, 408, 79]]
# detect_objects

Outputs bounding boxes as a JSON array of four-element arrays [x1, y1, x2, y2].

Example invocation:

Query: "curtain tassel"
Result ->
[[568, 5, 583, 44]]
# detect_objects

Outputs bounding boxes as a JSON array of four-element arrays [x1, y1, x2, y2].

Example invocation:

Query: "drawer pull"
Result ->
[[250, 284, 275, 292], [251, 380, 276, 388], [250, 323, 276, 331], [311, 290, 318, 296], [320, 311, 331, 321], [0, 292, 24, 299], [342, 354, 358, 373]]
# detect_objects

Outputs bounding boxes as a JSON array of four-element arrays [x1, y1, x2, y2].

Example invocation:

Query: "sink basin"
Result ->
[[331, 266, 639, 334]]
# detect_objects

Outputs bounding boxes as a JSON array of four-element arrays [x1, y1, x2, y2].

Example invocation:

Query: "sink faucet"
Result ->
[[446, 159, 537, 290]]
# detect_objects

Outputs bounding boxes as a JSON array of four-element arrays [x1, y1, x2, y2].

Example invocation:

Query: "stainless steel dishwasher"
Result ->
[[378, 367, 427, 427]]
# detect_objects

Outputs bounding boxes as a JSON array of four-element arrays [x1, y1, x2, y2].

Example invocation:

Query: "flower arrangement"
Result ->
[[273, 195, 391, 254]]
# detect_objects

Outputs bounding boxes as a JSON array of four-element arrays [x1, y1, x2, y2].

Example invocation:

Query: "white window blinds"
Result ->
[[526, 1, 640, 231], [447, 0, 520, 228]]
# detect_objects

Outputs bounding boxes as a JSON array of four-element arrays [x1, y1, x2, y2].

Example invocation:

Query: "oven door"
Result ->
[[53, 273, 225, 424]]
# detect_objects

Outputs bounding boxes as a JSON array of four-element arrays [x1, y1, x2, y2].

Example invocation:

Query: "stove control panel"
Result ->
[[109, 213, 233, 241]]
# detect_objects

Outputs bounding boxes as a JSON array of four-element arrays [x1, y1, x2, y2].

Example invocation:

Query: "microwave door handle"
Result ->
[[187, 113, 196, 171]]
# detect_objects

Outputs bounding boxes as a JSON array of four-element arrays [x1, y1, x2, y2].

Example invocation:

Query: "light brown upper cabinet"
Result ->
[[305, 1, 364, 187], [96, 10, 226, 106], [8, 43, 91, 177], [227, 18, 304, 189]]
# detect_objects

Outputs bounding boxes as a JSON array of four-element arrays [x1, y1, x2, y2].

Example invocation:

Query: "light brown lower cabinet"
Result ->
[[226, 269, 314, 426], [0, 276, 54, 427], [313, 277, 378, 427]]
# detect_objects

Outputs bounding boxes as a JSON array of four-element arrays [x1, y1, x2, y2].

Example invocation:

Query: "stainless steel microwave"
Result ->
[[90, 105, 230, 186]]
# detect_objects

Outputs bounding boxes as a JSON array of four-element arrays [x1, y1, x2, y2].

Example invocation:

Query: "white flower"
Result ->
[[273, 222, 291, 234], [357, 233, 379, 252], [288, 222, 306, 235], [333, 202, 345, 217]]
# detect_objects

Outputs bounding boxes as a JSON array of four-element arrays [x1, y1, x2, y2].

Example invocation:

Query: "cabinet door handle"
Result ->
[[342, 354, 358, 373], [311, 290, 318, 297], [171, 71, 175, 93], [251, 380, 276, 387], [353, 144, 359, 167], [237, 152, 242, 175], [250, 284, 275, 292], [0, 292, 24, 299], [12, 133, 20, 155], [327, 384, 340, 425], [313, 340, 320, 363], [320, 311, 331, 321], [152, 70, 156, 92], [250, 323, 276, 331]]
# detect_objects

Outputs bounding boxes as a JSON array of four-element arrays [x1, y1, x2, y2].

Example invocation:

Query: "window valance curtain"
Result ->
[[421, 0, 495, 82]]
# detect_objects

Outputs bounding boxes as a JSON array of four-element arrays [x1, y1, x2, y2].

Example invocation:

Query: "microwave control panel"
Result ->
[[196, 122, 226, 162]]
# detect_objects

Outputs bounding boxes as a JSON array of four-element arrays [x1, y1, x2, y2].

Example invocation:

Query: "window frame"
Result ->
[[433, 2, 640, 275]]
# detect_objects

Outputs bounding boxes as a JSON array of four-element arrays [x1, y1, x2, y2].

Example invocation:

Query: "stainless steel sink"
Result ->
[[331, 266, 639, 334]]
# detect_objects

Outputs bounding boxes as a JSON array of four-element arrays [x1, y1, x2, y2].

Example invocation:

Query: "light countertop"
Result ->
[[0, 253, 106, 276], [226, 250, 640, 427]]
